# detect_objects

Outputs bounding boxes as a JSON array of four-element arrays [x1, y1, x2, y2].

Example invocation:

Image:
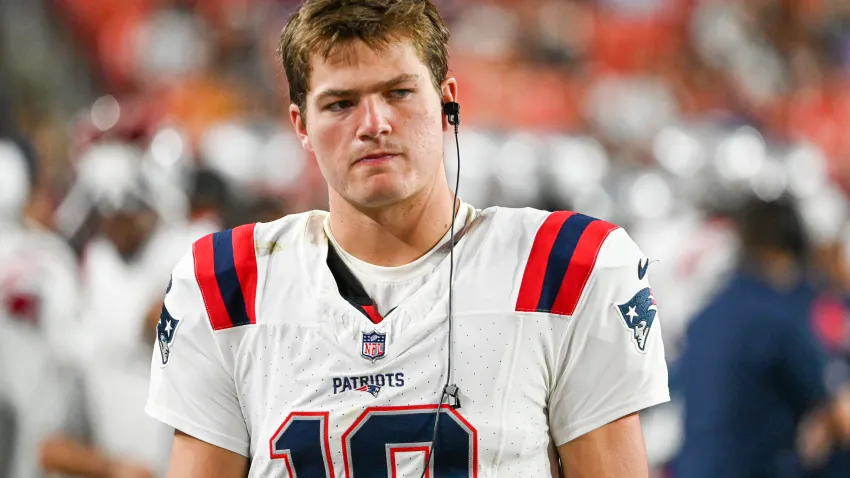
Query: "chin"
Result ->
[[354, 191, 407, 209], [348, 183, 413, 209], [346, 176, 412, 207]]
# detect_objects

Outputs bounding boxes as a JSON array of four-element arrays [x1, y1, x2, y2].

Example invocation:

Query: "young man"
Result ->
[[146, 1, 669, 476]]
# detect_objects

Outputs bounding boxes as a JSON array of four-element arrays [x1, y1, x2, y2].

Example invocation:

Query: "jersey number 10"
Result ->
[[270, 404, 478, 477]]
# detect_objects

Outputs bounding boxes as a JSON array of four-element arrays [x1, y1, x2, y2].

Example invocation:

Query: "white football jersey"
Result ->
[[147, 207, 669, 477]]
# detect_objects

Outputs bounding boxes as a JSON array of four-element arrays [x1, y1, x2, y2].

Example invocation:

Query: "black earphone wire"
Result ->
[[420, 103, 461, 478]]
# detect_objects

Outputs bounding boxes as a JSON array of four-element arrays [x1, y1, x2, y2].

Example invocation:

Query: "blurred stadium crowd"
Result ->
[[2, 0, 850, 476]]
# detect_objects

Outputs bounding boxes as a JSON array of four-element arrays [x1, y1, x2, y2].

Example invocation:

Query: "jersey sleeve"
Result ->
[[145, 250, 250, 457], [547, 228, 670, 445]]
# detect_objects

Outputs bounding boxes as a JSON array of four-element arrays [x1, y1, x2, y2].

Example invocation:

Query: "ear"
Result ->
[[440, 77, 458, 131], [289, 103, 314, 154]]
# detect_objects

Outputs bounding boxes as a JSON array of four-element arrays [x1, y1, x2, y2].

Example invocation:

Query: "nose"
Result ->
[[356, 96, 392, 140]]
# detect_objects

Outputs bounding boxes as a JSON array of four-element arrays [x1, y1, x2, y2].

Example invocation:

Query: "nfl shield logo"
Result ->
[[361, 331, 386, 362]]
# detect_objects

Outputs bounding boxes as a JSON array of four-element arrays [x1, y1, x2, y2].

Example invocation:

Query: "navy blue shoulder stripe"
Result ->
[[517, 211, 619, 316], [193, 223, 259, 330]]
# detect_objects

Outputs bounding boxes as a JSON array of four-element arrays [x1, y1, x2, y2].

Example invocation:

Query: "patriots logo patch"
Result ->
[[157, 279, 181, 366], [356, 384, 382, 397], [616, 287, 657, 352]]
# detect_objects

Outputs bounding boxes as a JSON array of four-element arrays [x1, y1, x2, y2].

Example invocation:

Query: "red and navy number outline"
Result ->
[[271, 405, 478, 477], [269, 411, 335, 478]]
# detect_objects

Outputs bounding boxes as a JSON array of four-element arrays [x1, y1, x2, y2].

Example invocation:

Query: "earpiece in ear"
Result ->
[[442, 101, 460, 126]]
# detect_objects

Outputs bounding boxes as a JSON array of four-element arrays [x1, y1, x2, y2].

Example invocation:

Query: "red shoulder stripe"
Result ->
[[232, 223, 258, 325], [550, 219, 619, 316], [193, 234, 232, 330], [515, 211, 576, 312]]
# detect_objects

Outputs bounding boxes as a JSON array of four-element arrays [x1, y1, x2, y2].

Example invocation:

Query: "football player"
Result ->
[[146, 0, 670, 476], [0, 136, 84, 478], [0, 137, 158, 478]]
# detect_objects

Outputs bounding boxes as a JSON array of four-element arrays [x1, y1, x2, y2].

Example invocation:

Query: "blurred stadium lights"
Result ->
[[653, 125, 706, 178], [628, 171, 673, 220], [714, 126, 766, 182], [199, 121, 265, 190], [257, 132, 307, 191], [134, 8, 211, 82], [786, 142, 829, 199], [149, 128, 186, 169], [573, 187, 616, 223], [799, 184, 850, 246], [691, 0, 747, 66], [90, 95, 120, 132], [729, 43, 785, 106], [493, 132, 543, 207], [444, 129, 496, 207], [451, 3, 519, 60], [546, 135, 610, 206], [586, 75, 680, 146], [749, 156, 788, 203]]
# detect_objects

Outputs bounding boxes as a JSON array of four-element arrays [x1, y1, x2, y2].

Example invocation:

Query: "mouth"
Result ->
[[356, 152, 398, 165]]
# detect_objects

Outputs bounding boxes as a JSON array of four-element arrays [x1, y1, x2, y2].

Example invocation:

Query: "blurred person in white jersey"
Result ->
[[0, 134, 85, 478], [0, 136, 157, 478], [147, 0, 670, 476], [67, 143, 229, 477]]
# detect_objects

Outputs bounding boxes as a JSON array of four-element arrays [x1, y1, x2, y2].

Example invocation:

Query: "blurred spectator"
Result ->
[[186, 167, 228, 230], [675, 196, 850, 478], [67, 143, 200, 476], [0, 136, 91, 478]]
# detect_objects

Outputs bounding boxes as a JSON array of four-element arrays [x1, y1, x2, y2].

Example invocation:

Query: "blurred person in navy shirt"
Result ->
[[675, 196, 850, 478]]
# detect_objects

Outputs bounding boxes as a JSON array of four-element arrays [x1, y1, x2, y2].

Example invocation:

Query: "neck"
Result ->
[[745, 250, 803, 291], [327, 183, 457, 267]]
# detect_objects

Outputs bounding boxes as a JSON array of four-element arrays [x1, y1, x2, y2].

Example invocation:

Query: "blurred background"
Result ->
[[1, 0, 850, 476]]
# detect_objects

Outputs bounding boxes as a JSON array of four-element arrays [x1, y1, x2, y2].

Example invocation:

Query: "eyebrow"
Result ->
[[313, 73, 420, 104]]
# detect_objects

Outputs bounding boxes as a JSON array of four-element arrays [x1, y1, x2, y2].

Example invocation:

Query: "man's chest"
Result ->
[[232, 315, 560, 476]]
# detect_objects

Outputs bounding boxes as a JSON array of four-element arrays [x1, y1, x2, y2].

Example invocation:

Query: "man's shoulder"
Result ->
[[480, 206, 637, 269], [184, 210, 323, 254], [479, 206, 628, 246], [253, 210, 327, 256], [167, 211, 323, 326], [463, 207, 644, 318], [178, 210, 323, 271]]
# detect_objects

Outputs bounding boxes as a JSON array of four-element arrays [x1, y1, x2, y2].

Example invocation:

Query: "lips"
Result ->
[[356, 152, 398, 164]]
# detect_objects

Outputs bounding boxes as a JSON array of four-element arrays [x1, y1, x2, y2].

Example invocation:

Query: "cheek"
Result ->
[[406, 109, 444, 162], [310, 124, 348, 169]]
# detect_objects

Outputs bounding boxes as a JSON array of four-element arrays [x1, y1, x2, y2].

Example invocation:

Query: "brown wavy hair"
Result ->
[[278, 0, 450, 116]]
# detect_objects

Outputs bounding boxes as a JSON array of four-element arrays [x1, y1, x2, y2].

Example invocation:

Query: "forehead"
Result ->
[[307, 39, 429, 96]]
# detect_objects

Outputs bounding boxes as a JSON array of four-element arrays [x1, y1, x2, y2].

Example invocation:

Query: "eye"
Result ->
[[326, 100, 353, 112], [388, 89, 413, 99]]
